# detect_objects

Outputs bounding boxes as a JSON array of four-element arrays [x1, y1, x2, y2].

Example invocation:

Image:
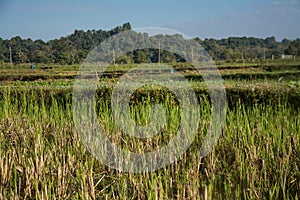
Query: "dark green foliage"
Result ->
[[285, 39, 300, 56], [0, 23, 132, 64], [198, 36, 297, 61], [0, 22, 299, 64]]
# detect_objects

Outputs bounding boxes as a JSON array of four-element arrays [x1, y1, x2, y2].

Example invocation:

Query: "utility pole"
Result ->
[[191, 47, 194, 63], [9, 46, 12, 65], [112, 48, 116, 65], [263, 44, 266, 61], [158, 41, 161, 65], [241, 49, 244, 61], [241, 49, 245, 67], [112, 48, 116, 75]]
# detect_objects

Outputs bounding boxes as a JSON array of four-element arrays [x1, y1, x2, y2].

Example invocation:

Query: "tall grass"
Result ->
[[0, 88, 299, 199]]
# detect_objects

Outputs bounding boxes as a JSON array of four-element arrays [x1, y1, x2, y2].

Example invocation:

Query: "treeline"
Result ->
[[0, 22, 132, 65], [197, 37, 300, 61], [0, 22, 299, 65]]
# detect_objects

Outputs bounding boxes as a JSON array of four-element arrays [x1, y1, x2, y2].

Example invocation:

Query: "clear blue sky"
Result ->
[[0, 0, 299, 41]]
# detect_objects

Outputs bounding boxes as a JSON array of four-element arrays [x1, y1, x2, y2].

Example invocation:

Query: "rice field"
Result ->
[[0, 60, 299, 199]]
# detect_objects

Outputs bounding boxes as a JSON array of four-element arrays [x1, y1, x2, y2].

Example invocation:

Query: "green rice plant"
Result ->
[[0, 86, 299, 199]]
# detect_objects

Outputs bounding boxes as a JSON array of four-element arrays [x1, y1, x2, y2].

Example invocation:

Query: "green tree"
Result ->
[[285, 39, 300, 56], [264, 36, 277, 48], [122, 22, 132, 31], [15, 51, 28, 63], [134, 50, 149, 63], [116, 54, 133, 64]]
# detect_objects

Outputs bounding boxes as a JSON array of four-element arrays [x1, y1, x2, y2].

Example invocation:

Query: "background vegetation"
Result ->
[[0, 22, 299, 65]]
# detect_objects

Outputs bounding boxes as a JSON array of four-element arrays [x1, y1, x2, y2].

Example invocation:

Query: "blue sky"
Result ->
[[0, 0, 299, 41]]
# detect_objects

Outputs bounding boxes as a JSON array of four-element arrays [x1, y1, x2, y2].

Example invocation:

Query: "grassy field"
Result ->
[[0, 59, 299, 199]]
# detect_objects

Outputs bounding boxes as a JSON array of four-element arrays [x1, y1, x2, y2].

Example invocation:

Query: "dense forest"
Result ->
[[0, 22, 299, 65]]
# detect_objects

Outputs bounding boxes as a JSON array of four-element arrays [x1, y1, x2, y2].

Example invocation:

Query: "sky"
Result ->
[[0, 0, 299, 41]]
